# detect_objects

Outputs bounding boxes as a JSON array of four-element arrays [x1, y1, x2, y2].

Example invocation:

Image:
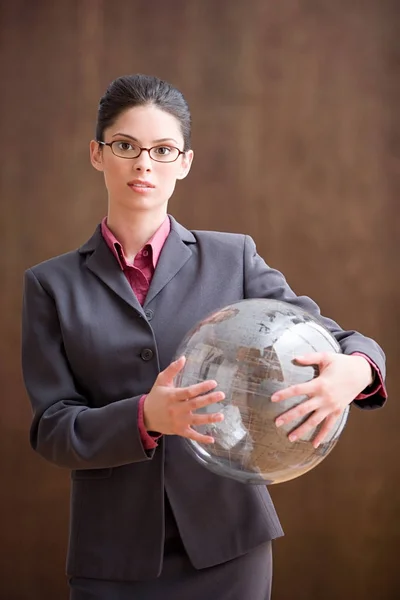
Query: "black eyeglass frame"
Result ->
[[97, 140, 186, 163]]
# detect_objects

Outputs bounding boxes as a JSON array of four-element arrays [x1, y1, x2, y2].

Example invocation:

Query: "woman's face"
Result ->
[[90, 104, 193, 215]]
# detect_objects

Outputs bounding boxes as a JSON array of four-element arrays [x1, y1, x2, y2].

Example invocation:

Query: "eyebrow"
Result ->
[[111, 132, 179, 145]]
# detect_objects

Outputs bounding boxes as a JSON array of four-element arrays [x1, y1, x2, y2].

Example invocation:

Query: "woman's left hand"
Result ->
[[270, 353, 374, 448]]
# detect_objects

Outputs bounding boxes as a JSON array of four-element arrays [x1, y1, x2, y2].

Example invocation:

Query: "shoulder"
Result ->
[[170, 215, 248, 250], [189, 229, 258, 262], [171, 217, 259, 265], [26, 249, 81, 281], [25, 225, 101, 282], [192, 229, 247, 247], [23, 251, 83, 301]]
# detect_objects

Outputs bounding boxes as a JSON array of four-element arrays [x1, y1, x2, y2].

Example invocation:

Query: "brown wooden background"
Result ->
[[0, 1, 399, 598]]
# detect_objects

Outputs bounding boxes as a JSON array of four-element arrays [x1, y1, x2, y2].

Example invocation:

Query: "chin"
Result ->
[[122, 195, 166, 213]]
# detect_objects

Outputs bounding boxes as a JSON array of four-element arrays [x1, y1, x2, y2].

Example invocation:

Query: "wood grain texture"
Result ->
[[0, 1, 398, 598]]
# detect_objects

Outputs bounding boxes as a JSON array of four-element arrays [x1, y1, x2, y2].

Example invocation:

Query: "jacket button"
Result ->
[[145, 309, 154, 321], [140, 348, 154, 361]]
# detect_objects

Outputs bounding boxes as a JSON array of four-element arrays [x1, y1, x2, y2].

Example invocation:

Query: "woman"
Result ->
[[22, 74, 386, 600]]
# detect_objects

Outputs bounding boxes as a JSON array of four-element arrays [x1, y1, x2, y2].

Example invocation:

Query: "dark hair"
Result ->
[[96, 74, 192, 151]]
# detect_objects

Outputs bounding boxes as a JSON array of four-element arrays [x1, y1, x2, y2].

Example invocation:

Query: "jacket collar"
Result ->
[[78, 215, 196, 314], [78, 215, 196, 255]]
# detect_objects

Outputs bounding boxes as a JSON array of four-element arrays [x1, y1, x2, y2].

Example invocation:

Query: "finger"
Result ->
[[285, 407, 331, 443], [187, 390, 225, 411], [312, 414, 340, 448], [157, 356, 186, 385], [271, 380, 317, 403], [190, 411, 224, 426], [174, 379, 219, 401], [293, 352, 332, 366], [274, 397, 321, 428], [182, 427, 215, 445]]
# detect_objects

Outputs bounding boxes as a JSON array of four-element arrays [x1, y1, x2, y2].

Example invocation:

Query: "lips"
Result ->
[[127, 180, 155, 189]]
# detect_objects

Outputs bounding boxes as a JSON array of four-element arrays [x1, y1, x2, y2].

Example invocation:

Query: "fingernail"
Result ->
[[275, 419, 284, 428], [289, 434, 297, 442], [271, 394, 279, 402]]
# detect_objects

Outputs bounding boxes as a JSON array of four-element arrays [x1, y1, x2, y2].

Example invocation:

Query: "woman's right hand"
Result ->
[[143, 356, 225, 444]]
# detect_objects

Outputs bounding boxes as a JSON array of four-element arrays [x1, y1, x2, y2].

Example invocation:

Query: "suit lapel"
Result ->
[[80, 227, 144, 316], [79, 218, 196, 314], [144, 227, 193, 307]]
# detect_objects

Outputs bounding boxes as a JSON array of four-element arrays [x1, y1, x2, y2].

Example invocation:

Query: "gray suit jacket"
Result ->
[[22, 216, 386, 581]]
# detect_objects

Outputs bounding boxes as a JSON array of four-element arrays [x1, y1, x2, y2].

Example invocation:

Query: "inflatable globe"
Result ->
[[174, 299, 349, 485]]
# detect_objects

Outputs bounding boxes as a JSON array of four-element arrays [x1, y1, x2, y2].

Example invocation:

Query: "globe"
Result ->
[[174, 299, 350, 485]]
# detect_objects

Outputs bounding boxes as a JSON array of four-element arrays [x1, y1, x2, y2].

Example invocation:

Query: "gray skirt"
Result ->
[[69, 495, 273, 600]]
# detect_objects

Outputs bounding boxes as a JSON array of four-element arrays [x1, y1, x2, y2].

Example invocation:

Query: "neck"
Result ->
[[106, 205, 167, 262]]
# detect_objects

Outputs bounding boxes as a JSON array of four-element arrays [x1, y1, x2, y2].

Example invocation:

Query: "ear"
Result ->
[[176, 150, 194, 180], [90, 140, 105, 172]]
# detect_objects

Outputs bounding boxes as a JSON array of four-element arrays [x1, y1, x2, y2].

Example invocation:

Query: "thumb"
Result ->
[[294, 352, 332, 366], [157, 355, 186, 386]]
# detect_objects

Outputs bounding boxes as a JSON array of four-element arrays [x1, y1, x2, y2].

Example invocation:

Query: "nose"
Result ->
[[133, 149, 152, 171]]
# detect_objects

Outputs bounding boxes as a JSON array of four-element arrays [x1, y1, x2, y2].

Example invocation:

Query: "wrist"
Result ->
[[354, 355, 374, 387], [142, 395, 153, 431]]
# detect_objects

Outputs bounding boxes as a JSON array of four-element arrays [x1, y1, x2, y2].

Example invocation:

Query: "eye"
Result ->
[[116, 141, 134, 152], [154, 146, 172, 155]]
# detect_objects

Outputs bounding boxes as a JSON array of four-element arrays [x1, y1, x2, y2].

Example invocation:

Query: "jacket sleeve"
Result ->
[[21, 268, 157, 470], [243, 235, 387, 409]]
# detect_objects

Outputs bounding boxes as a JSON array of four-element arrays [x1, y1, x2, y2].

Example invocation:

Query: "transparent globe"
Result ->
[[174, 299, 349, 485]]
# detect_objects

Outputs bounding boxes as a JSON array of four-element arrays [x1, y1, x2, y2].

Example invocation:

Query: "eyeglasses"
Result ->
[[97, 140, 185, 163]]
